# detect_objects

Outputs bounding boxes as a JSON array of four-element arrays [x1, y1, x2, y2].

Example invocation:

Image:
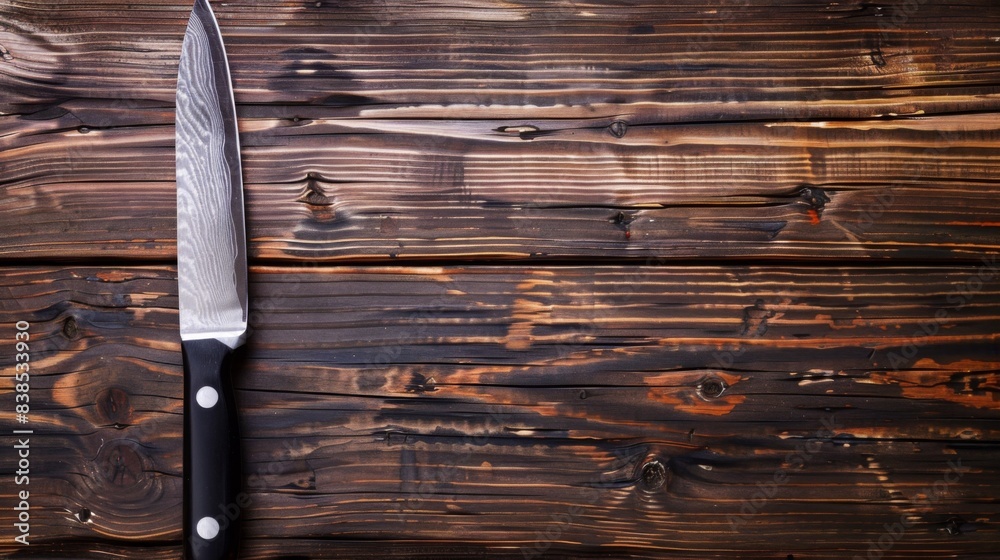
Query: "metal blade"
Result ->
[[176, 0, 247, 349]]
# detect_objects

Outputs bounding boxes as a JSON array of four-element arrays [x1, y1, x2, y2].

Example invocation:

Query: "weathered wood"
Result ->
[[3, 1, 1000, 262], [1, 265, 997, 558], [3, 0, 1000, 557], [3, 0, 1000, 117], [4, 110, 1000, 261]]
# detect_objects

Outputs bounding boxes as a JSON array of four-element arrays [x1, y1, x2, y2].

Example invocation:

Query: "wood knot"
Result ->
[[742, 299, 774, 336], [798, 185, 830, 225], [699, 377, 727, 398], [96, 442, 147, 487], [0, 44, 12, 62], [870, 46, 887, 68], [81, 439, 161, 516], [297, 175, 336, 221], [608, 120, 628, 138], [96, 387, 133, 426], [296, 176, 334, 206], [639, 460, 668, 491], [291, 471, 317, 490], [945, 517, 975, 536], [62, 316, 79, 339], [613, 211, 634, 226], [799, 186, 830, 209], [405, 373, 437, 394], [613, 210, 635, 239]]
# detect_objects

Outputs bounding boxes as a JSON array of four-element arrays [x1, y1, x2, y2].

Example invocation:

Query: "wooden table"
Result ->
[[2, 1, 999, 558]]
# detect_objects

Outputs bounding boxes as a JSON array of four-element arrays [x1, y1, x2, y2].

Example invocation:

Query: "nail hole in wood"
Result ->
[[77, 508, 91, 523]]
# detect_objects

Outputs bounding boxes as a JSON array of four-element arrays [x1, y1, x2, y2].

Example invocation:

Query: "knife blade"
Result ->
[[176, 0, 247, 558]]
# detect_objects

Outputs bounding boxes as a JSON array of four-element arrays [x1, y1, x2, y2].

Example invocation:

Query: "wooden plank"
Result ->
[[2, 1, 999, 558], [3, 1, 1000, 119], [1, 265, 997, 558], [4, 110, 1000, 261], [5, 0, 1000, 262]]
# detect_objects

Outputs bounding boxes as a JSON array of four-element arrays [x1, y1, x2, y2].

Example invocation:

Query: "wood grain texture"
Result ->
[[3, 0, 1000, 116], [5, 109, 1000, 261], [2, 0, 1000, 558], [2, 1, 1000, 261], [1, 265, 998, 558]]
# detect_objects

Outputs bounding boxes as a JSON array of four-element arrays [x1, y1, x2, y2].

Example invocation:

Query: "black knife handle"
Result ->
[[183, 338, 242, 560]]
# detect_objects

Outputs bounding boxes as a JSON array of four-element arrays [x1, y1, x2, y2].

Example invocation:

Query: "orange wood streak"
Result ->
[[864, 369, 1000, 410], [644, 371, 745, 416]]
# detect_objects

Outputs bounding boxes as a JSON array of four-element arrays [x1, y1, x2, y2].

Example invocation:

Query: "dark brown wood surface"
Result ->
[[1, 1, 999, 558]]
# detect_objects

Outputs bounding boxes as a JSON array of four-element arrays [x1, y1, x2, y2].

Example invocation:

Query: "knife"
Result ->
[[176, 0, 247, 558]]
